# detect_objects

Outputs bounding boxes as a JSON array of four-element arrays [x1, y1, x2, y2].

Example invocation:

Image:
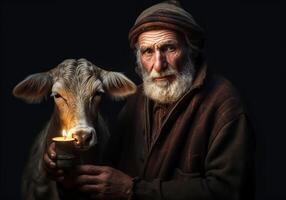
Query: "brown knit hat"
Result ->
[[128, 0, 204, 53]]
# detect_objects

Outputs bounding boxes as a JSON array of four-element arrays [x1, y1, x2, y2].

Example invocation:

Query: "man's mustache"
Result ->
[[147, 67, 177, 80]]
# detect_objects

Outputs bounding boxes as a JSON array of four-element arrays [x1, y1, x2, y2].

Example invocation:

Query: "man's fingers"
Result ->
[[43, 143, 69, 182], [79, 184, 103, 193], [76, 174, 104, 185], [44, 152, 56, 169], [76, 165, 107, 175], [43, 153, 64, 178], [48, 142, 56, 160]]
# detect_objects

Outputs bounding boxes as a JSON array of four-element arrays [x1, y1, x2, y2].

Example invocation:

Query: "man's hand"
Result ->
[[43, 142, 76, 189], [76, 165, 133, 200]]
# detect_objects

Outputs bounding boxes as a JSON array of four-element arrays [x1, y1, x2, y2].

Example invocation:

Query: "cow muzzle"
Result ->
[[68, 126, 97, 150]]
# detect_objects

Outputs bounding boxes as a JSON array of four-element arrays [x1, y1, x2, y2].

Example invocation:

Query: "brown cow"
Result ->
[[13, 58, 136, 200]]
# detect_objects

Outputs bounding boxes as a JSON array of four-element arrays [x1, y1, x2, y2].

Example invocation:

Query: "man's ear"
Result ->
[[99, 69, 137, 98], [13, 72, 53, 103]]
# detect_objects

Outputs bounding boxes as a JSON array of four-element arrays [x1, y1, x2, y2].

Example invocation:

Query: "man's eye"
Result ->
[[167, 45, 176, 52], [142, 49, 153, 55]]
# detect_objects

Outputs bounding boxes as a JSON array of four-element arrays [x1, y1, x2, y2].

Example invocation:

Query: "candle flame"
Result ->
[[62, 130, 67, 138]]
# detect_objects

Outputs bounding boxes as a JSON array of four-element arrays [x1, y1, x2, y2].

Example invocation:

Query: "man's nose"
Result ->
[[153, 51, 167, 72]]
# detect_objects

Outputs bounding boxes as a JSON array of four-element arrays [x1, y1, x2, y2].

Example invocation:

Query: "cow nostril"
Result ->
[[74, 137, 79, 144]]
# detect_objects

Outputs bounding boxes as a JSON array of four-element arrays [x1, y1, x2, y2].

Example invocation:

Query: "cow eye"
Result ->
[[51, 92, 62, 99], [54, 93, 62, 98], [95, 91, 104, 96], [90, 91, 103, 103]]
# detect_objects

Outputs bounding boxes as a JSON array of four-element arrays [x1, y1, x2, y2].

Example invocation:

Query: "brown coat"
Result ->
[[109, 64, 255, 200]]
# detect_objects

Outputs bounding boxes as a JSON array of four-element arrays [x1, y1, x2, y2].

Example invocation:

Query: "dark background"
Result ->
[[0, 0, 284, 199]]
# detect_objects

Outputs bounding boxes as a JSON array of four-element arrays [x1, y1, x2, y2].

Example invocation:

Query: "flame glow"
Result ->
[[62, 130, 67, 138]]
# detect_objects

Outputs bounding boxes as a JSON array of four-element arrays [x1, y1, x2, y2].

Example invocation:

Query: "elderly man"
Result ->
[[44, 1, 255, 200]]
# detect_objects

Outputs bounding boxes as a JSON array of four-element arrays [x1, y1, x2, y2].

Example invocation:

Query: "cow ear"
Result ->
[[13, 72, 53, 103], [100, 70, 136, 98]]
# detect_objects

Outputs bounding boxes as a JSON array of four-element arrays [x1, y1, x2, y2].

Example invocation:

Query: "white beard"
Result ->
[[137, 56, 195, 104]]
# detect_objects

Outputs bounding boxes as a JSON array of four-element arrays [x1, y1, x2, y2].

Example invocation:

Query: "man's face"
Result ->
[[138, 29, 186, 84], [137, 29, 195, 103]]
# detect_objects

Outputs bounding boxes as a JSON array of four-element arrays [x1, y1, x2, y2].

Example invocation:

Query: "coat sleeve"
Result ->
[[132, 113, 255, 200]]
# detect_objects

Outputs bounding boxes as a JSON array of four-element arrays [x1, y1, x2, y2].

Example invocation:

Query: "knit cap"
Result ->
[[128, 0, 204, 52]]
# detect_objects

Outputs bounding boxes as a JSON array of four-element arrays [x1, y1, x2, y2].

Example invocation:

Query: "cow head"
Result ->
[[13, 58, 136, 150]]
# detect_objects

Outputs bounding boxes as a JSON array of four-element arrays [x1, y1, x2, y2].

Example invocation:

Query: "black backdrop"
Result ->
[[1, 0, 284, 199]]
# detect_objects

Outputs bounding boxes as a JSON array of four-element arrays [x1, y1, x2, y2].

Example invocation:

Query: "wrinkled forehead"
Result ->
[[138, 29, 180, 48]]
